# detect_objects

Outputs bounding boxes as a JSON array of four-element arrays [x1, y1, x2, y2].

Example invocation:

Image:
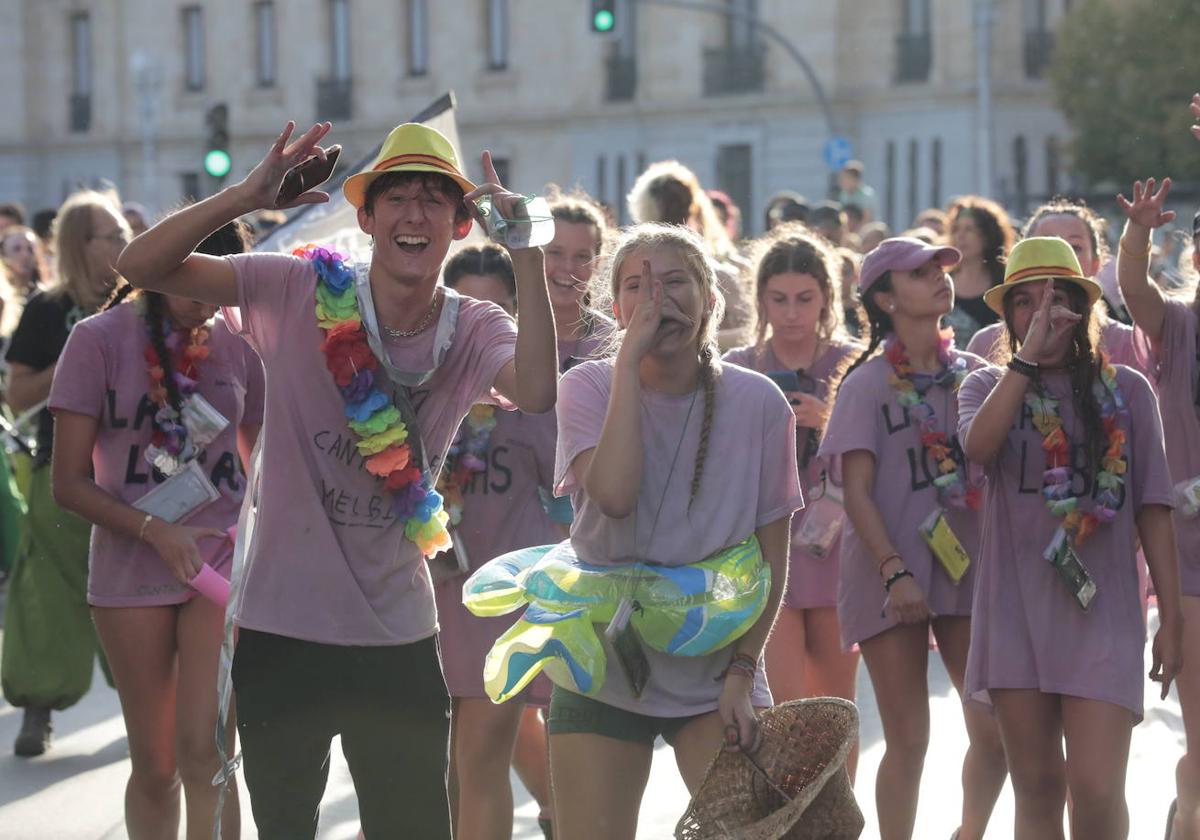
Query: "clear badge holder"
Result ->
[[132, 459, 220, 524], [476, 195, 556, 250], [1043, 525, 1098, 611], [920, 507, 972, 584], [1174, 476, 1200, 518], [604, 571, 650, 698], [181, 393, 230, 448], [794, 484, 844, 560]]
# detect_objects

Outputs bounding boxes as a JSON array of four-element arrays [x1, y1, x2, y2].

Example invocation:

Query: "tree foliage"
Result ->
[[1049, 0, 1200, 189]]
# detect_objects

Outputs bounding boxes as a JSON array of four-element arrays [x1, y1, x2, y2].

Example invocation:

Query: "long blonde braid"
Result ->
[[689, 340, 719, 511]]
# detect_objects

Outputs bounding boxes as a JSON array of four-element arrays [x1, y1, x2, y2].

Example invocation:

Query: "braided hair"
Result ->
[[836, 273, 895, 398]]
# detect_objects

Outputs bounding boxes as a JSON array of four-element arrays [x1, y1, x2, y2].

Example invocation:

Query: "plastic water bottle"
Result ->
[[476, 195, 556, 249]]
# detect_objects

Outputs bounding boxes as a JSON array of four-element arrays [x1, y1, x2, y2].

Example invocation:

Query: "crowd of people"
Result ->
[[1, 93, 1199, 840]]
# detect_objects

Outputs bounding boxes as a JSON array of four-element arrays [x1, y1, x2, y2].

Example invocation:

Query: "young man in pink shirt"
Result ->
[[117, 120, 557, 838]]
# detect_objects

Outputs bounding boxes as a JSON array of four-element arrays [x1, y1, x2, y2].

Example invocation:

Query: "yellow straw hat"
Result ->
[[343, 123, 477, 209], [982, 236, 1104, 316]]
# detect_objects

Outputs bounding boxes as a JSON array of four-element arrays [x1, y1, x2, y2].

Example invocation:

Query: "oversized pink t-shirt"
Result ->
[[958, 365, 1172, 719], [1134, 297, 1200, 595], [722, 340, 858, 610], [435, 331, 609, 700], [966, 318, 1144, 373], [819, 350, 987, 648], [554, 359, 805, 716], [224, 252, 517, 646], [48, 304, 264, 607]]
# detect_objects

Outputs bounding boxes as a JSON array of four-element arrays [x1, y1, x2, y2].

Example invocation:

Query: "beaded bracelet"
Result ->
[[876, 552, 903, 576], [1007, 354, 1039, 380], [137, 513, 155, 542], [883, 568, 913, 592], [717, 652, 758, 682]]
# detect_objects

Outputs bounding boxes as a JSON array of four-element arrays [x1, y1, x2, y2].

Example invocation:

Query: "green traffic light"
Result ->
[[593, 9, 615, 31], [204, 149, 232, 179]]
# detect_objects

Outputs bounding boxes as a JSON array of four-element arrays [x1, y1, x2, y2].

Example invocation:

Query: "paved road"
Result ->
[[0, 603, 1182, 839]]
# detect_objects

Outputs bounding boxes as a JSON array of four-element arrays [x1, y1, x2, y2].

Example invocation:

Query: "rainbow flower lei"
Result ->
[[1025, 354, 1127, 546], [144, 319, 211, 475], [295, 244, 452, 559], [885, 327, 980, 510], [436, 404, 498, 526]]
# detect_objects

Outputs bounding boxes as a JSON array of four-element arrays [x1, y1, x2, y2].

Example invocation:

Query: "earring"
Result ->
[[888, 303, 896, 312]]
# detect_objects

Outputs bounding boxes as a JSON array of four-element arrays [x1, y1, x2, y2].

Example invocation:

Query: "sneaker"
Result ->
[[13, 707, 52, 757]]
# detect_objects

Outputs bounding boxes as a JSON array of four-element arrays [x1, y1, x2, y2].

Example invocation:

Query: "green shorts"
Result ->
[[547, 686, 702, 746]]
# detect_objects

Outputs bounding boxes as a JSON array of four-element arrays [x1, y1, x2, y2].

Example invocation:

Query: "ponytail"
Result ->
[[837, 273, 894, 397]]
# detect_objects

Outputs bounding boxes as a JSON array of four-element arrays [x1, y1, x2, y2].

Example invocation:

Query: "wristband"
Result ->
[[1119, 236, 1151, 260], [138, 513, 155, 542], [1007, 354, 1039, 379], [717, 652, 758, 682], [883, 568, 913, 592], [877, 552, 903, 576]]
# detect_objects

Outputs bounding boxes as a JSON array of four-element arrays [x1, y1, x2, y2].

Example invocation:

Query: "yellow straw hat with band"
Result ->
[[343, 122, 477, 209], [982, 236, 1104, 316]]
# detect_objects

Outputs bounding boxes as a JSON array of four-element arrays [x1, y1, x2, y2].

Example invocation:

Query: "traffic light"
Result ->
[[590, 0, 616, 33], [204, 103, 232, 180]]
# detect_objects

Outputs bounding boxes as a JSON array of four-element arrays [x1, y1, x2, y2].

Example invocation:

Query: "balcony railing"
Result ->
[[894, 32, 931, 84], [606, 54, 637, 102], [1023, 29, 1056, 79], [702, 45, 765, 97], [69, 93, 91, 132], [316, 77, 353, 122]]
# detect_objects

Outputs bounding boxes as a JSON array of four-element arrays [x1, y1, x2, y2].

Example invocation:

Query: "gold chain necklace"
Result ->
[[382, 288, 442, 339]]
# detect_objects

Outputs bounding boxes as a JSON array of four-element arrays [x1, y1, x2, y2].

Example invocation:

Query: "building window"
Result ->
[[931, 138, 942, 209], [884, 140, 896, 228], [726, 0, 758, 51], [183, 6, 205, 91], [716, 144, 753, 236], [69, 12, 92, 132], [181, 172, 201, 202], [1013, 135, 1029, 213], [330, 0, 351, 81], [486, 0, 509, 71], [255, 2, 276, 87], [490, 156, 511, 187], [1046, 136, 1060, 196], [907, 139, 919, 225], [896, 0, 931, 84], [1023, 0, 1055, 78], [407, 0, 429, 77], [616, 155, 628, 225]]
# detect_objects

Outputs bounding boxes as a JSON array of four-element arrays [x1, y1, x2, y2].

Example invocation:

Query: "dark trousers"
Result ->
[[232, 629, 451, 839]]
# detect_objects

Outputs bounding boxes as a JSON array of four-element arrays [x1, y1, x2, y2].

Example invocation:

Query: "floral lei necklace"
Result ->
[[885, 327, 980, 510], [295, 244, 452, 559], [143, 310, 211, 475], [1025, 354, 1127, 546], [436, 404, 498, 526]]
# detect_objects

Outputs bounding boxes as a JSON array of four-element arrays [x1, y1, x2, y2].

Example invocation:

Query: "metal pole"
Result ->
[[974, 0, 994, 197], [633, 0, 837, 136]]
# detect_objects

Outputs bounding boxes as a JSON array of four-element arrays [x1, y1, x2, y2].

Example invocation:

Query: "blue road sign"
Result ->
[[823, 135, 854, 171]]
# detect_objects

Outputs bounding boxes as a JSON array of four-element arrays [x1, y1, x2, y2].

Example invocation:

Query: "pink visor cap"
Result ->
[[859, 237, 962, 294]]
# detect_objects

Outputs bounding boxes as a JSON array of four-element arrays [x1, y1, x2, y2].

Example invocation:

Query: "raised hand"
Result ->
[[1116, 177, 1176, 230], [617, 259, 665, 363], [1019, 281, 1081, 364], [239, 121, 334, 211], [464, 151, 536, 249], [1191, 92, 1200, 142]]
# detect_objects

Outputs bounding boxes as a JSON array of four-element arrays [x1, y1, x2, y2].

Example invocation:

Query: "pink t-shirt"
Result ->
[[1135, 297, 1200, 595], [957, 365, 1172, 719], [435, 331, 609, 700], [48, 304, 264, 607], [224, 252, 517, 646], [722, 340, 859, 610], [819, 350, 987, 648], [966, 318, 1145, 374], [554, 358, 805, 716]]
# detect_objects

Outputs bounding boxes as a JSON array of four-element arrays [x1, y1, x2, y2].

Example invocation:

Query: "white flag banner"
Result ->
[[255, 92, 481, 258]]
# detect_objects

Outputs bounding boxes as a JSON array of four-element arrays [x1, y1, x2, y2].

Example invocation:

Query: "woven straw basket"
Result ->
[[675, 697, 864, 840]]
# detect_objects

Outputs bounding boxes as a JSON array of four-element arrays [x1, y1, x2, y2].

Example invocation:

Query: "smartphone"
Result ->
[[274, 145, 342, 208], [766, 371, 803, 394]]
